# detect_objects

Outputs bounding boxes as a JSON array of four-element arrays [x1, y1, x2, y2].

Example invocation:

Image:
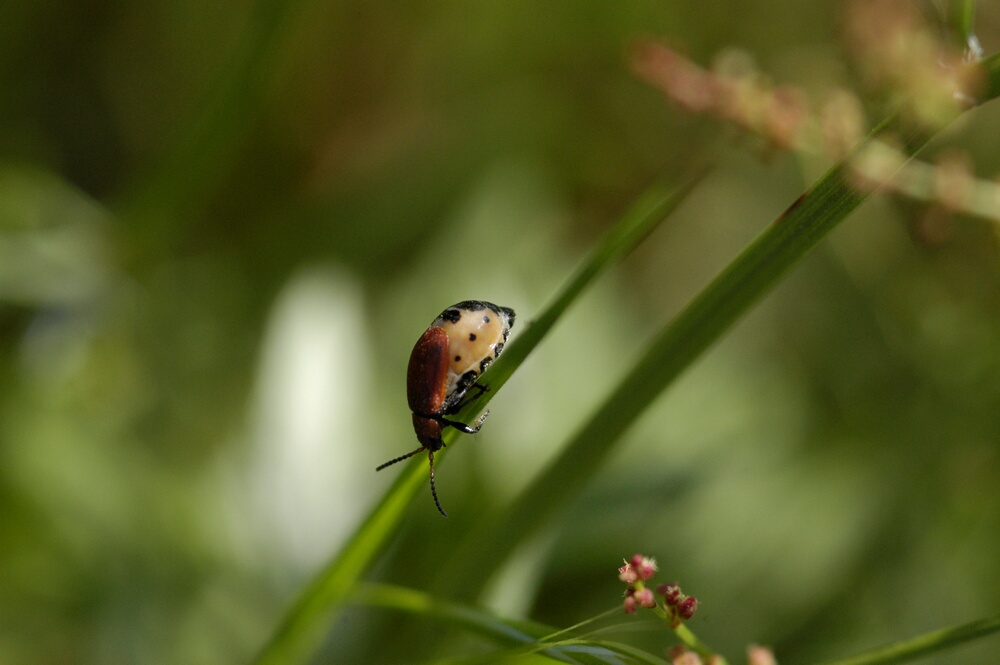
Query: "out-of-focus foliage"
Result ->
[[1, 2, 999, 664]]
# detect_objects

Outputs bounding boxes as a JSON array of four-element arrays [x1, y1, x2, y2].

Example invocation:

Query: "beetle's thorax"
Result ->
[[411, 414, 445, 451]]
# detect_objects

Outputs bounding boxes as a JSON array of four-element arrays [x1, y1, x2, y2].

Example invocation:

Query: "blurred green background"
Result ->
[[2, 2, 1000, 664]]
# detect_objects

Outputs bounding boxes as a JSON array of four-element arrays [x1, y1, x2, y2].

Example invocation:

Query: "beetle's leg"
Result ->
[[438, 410, 490, 434], [445, 383, 490, 414], [467, 382, 490, 399]]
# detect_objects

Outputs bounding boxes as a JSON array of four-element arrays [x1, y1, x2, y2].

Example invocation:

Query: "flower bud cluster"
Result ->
[[657, 582, 699, 620], [618, 553, 698, 623], [619, 554, 659, 614], [632, 1, 982, 157], [631, 8, 1000, 237], [630, 41, 823, 154]]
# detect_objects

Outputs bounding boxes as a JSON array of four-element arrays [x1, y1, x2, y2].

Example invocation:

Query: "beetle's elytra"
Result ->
[[375, 300, 515, 516]]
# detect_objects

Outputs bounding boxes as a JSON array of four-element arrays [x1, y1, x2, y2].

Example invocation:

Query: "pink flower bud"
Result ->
[[635, 556, 658, 580], [671, 650, 703, 665], [667, 645, 687, 660], [658, 583, 681, 605], [747, 645, 777, 665], [635, 587, 656, 608], [619, 563, 639, 584], [623, 595, 639, 614], [677, 596, 699, 619], [621, 554, 658, 584]]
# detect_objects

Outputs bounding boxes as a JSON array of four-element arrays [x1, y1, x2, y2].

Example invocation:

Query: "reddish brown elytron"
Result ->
[[376, 301, 516, 517], [407, 327, 451, 448]]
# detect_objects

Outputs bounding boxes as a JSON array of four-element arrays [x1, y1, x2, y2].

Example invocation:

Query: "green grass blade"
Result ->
[[982, 52, 1000, 96], [251, 171, 707, 665], [439, 641, 667, 665], [437, 139, 884, 599], [350, 583, 602, 664], [350, 582, 558, 646], [816, 613, 1000, 665], [547, 640, 670, 665], [462, 168, 711, 405], [947, 0, 976, 50], [439, 53, 1000, 600], [350, 582, 671, 664], [252, 466, 428, 665]]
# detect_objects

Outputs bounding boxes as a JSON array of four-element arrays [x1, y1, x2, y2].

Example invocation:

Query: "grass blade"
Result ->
[[816, 613, 1000, 665], [251, 171, 707, 665], [349, 583, 669, 665], [438, 53, 1000, 600]]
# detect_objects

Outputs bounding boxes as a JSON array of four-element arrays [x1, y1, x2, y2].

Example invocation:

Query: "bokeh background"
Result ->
[[2, 2, 1000, 663]]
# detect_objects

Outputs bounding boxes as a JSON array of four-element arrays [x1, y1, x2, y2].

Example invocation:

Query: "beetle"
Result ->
[[376, 300, 515, 516]]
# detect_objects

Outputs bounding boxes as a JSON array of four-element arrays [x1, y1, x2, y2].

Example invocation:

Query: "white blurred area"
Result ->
[[243, 268, 372, 570]]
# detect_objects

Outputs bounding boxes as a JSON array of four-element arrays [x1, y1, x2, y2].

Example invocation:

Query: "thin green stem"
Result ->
[[816, 613, 1000, 665], [349, 582, 554, 646], [537, 607, 623, 644], [349, 583, 671, 665], [650, 606, 727, 664]]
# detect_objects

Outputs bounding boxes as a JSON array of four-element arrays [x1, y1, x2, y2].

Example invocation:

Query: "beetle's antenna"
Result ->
[[375, 446, 425, 471], [428, 450, 448, 517]]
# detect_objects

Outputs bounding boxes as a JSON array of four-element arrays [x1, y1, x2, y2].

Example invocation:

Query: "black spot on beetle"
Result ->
[[483, 316, 490, 323], [479, 356, 493, 373], [454, 300, 487, 311], [455, 355, 462, 362], [493, 342, 504, 357], [469, 333, 477, 341], [439, 308, 462, 324]]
